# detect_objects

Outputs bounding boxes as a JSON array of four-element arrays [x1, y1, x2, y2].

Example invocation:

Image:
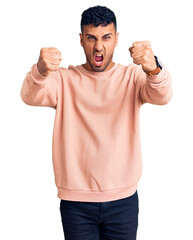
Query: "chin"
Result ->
[[93, 67, 106, 72], [91, 63, 109, 72]]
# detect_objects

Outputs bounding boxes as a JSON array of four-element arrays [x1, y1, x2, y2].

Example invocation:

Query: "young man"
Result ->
[[20, 5, 172, 240]]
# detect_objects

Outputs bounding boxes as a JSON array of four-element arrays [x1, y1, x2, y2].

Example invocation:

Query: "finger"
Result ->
[[56, 52, 63, 61], [129, 46, 141, 56], [129, 46, 133, 53], [43, 54, 62, 61], [55, 51, 62, 60], [132, 40, 151, 47], [46, 59, 61, 67], [48, 63, 60, 71], [47, 48, 62, 59], [131, 45, 151, 53], [48, 47, 60, 53], [41, 47, 58, 55], [131, 50, 147, 59], [132, 56, 144, 65], [133, 59, 141, 65], [51, 55, 62, 61], [50, 66, 60, 71], [130, 46, 147, 54], [52, 59, 62, 67], [129, 46, 146, 53]]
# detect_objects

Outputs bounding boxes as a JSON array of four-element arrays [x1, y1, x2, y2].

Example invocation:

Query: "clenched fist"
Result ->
[[37, 47, 63, 77], [129, 41, 157, 73]]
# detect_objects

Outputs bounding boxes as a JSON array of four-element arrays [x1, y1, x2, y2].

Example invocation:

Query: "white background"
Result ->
[[0, 0, 193, 239]]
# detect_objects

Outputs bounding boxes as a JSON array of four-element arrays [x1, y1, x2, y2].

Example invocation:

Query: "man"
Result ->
[[20, 5, 172, 240]]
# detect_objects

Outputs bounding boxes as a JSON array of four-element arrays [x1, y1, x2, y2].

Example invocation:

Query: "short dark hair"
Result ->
[[80, 5, 117, 33]]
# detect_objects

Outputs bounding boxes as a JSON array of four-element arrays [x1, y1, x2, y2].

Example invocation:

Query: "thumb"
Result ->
[[128, 46, 133, 53]]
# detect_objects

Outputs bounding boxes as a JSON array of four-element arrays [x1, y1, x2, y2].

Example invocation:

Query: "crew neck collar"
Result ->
[[76, 63, 118, 76]]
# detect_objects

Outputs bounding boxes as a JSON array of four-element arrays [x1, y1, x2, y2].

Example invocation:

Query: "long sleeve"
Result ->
[[134, 64, 173, 106], [20, 63, 60, 109]]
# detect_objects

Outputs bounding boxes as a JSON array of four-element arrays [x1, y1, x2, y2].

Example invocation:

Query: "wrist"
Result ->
[[143, 56, 162, 76]]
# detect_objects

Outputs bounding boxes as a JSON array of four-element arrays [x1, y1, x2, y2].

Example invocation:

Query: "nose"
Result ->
[[94, 40, 103, 52]]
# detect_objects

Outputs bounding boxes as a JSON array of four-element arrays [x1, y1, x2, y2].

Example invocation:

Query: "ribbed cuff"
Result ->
[[31, 64, 48, 85], [146, 66, 169, 88]]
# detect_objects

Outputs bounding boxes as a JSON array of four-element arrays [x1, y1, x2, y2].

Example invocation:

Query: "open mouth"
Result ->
[[94, 54, 103, 66]]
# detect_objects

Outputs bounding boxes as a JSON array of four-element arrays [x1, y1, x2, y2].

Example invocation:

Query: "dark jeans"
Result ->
[[59, 190, 139, 240]]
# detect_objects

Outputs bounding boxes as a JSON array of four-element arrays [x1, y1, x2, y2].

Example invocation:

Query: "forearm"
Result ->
[[20, 64, 59, 109], [135, 65, 173, 105]]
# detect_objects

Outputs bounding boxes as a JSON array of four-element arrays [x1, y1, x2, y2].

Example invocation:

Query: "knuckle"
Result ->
[[41, 47, 47, 54], [41, 53, 46, 60], [48, 47, 58, 51], [129, 48, 134, 54], [143, 40, 150, 45]]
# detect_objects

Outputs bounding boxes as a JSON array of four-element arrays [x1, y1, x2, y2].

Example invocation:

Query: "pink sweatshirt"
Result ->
[[20, 62, 172, 202]]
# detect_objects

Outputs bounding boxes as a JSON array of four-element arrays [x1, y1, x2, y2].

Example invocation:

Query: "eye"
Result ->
[[104, 36, 111, 40], [88, 36, 95, 40]]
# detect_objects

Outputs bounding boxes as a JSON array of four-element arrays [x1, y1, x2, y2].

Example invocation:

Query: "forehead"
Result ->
[[82, 23, 115, 36]]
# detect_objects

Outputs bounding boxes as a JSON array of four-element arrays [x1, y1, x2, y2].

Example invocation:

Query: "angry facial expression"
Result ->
[[79, 23, 119, 72]]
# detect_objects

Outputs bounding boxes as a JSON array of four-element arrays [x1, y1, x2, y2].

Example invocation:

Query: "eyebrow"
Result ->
[[86, 33, 113, 38]]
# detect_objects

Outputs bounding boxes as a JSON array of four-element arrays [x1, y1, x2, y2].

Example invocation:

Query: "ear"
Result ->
[[115, 32, 119, 47], [79, 33, 83, 47]]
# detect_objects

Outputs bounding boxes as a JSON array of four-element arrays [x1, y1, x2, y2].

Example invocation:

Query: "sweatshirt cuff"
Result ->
[[146, 66, 169, 87], [31, 64, 48, 85]]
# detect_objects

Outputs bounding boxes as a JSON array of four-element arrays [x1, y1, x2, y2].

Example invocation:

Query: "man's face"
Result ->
[[79, 23, 119, 72]]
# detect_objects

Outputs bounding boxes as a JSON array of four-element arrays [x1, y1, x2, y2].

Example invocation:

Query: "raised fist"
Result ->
[[37, 47, 63, 77], [129, 41, 157, 73]]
